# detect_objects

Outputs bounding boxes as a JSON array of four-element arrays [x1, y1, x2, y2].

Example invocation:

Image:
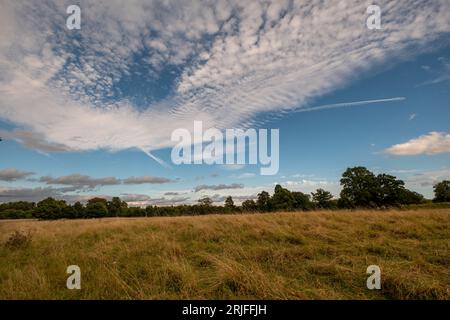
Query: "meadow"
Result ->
[[0, 209, 449, 300]]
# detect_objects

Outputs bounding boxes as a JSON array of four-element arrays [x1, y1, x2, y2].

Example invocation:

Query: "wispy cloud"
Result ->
[[231, 172, 256, 179], [417, 57, 450, 87]]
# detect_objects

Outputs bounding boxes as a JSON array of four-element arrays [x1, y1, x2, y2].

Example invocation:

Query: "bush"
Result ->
[[4, 231, 32, 249]]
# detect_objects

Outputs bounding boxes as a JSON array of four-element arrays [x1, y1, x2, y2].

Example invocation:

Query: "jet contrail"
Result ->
[[294, 97, 406, 113], [140, 148, 172, 169]]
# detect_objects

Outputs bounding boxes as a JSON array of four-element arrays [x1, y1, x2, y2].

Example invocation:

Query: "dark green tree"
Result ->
[[241, 199, 258, 212], [0, 209, 31, 219], [85, 201, 108, 218], [340, 167, 379, 208], [256, 191, 271, 211], [87, 197, 108, 206], [33, 197, 64, 220], [224, 196, 235, 211], [107, 197, 127, 217], [311, 189, 333, 208], [292, 191, 313, 210], [145, 205, 157, 217], [198, 197, 213, 207], [61, 205, 77, 219], [433, 180, 450, 202], [375, 174, 406, 206], [73, 201, 84, 218], [271, 184, 294, 211], [399, 189, 424, 205]]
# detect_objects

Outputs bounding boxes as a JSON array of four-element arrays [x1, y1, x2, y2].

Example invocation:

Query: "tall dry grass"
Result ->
[[0, 209, 449, 299]]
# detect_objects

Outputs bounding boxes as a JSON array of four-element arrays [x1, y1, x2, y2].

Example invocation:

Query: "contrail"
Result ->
[[140, 148, 172, 169], [294, 97, 406, 113]]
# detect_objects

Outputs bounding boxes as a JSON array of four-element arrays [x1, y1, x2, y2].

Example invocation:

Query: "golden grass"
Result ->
[[0, 209, 449, 300]]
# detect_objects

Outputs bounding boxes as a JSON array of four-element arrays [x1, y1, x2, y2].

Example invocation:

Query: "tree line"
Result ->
[[1, 167, 449, 220]]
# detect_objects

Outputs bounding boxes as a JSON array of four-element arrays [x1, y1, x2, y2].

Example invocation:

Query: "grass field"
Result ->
[[0, 209, 449, 300]]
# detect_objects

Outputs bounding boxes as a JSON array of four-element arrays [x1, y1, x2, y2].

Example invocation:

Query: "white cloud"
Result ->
[[385, 132, 450, 156], [0, 0, 449, 161]]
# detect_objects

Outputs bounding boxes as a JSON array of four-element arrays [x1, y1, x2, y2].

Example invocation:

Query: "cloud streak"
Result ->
[[39, 174, 121, 189], [123, 176, 174, 185], [0, 168, 34, 181], [38, 173, 175, 189], [194, 183, 244, 193]]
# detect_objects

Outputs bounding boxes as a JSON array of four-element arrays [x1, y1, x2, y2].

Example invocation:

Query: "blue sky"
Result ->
[[0, 1, 449, 205]]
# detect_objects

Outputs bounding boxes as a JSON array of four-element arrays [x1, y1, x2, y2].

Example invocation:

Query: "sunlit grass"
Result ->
[[0, 209, 449, 299]]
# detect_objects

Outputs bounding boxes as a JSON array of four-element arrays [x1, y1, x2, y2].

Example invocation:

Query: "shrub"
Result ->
[[5, 231, 32, 249]]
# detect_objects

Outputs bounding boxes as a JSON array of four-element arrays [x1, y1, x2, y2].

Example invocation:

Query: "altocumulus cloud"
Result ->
[[0, 1, 449, 161], [385, 132, 450, 156]]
